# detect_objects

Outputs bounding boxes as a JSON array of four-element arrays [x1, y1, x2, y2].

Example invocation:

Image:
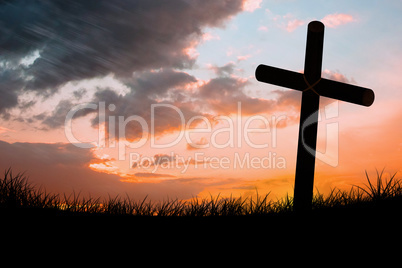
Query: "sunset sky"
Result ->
[[1, 0, 401, 201]]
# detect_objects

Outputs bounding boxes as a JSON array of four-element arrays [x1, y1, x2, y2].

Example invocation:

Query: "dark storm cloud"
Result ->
[[0, 0, 245, 113], [41, 98, 98, 128], [39, 63, 302, 139], [209, 62, 236, 77], [92, 68, 203, 140], [41, 100, 75, 128], [127, 68, 197, 97], [0, 68, 22, 115], [37, 68, 202, 138], [40, 62, 351, 140]]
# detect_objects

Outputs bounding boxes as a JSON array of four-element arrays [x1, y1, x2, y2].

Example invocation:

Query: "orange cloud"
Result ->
[[0, 140, 207, 201], [134, 172, 175, 178], [321, 13, 355, 28], [187, 137, 209, 150]]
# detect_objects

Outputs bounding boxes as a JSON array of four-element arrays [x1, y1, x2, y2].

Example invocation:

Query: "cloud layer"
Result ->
[[1, 1, 353, 141], [0, 140, 205, 200], [265, 12, 356, 33], [321, 13, 355, 28], [0, 0, 246, 114]]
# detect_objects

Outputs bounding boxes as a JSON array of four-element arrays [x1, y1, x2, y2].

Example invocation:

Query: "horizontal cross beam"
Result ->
[[255, 64, 375, 107]]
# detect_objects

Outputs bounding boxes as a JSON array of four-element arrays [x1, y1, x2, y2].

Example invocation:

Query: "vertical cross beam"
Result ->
[[293, 21, 325, 211]]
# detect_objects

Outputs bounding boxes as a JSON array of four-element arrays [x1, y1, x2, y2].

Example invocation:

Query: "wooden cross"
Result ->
[[255, 21, 375, 211]]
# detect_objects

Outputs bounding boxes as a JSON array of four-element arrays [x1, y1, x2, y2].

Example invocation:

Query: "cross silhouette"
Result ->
[[255, 21, 375, 211]]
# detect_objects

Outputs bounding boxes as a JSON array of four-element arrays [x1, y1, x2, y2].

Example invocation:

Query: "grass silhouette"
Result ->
[[1, 168, 401, 218]]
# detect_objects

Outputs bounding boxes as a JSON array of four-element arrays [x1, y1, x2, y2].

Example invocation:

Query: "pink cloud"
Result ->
[[242, 0, 262, 12], [237, 54, 252, 61], [0, 126, 13, 134], [273, 12, 355, 33], [286, 19, 305, 32], [322, 69, 355, 84], [258, 25, 269, 32], [202, 32, 221, 41], [321, 13, 355, 28]]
